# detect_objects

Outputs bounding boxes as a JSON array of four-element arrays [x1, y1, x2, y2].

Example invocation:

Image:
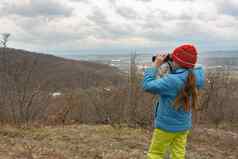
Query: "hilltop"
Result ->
[[0, 48, 126, 90]]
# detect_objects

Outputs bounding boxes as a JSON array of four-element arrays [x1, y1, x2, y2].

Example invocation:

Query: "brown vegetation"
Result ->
[[0, 47, 238, 158], [1, 48, 238, 129], [0, 124, 237, 159], [0, 48, 126, 126]]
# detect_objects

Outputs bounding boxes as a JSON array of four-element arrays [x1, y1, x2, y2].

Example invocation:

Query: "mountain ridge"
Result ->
[[0, 47, 126, 91]]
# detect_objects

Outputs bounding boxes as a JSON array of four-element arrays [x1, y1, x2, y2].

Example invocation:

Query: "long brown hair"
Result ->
[[173, 70, 199, 112]]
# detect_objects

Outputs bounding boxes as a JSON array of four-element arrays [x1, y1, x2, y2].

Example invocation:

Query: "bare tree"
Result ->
[[47, 91, 79, 125], [0, 49, 53, 126], [0, 33, 10, 48], [128, 52, 138, 125], [197, 67, 238, 128], [0, 33, 11, 124]]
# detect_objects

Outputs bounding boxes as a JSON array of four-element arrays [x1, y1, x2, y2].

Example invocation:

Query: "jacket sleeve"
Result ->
[[142, 67, 174, 95]]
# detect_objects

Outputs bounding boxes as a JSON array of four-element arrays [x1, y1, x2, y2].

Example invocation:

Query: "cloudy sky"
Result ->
[[0, 0, 238, 54]]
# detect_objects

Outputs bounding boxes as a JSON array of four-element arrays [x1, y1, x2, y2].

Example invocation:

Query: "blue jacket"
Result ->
[[143, 66, 205, 132]]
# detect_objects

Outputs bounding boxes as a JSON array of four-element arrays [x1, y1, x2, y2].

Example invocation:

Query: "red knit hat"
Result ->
[[172, 44, 198, 68]]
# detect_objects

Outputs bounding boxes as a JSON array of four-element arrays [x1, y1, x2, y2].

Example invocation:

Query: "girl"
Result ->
[[143, 44, 205, 159]]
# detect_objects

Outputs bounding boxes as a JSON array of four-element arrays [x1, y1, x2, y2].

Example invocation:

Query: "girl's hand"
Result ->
[[153, 54, 167, 68]]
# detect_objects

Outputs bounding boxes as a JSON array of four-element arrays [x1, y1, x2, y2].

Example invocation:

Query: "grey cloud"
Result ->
[[87, 9, 109, 26], [140, 7, 199, 42], [1, 0, 73, 18], [143, 20, 162, 29], [144, 9, 194, 28], [69, 0, 89, 3], [109, 0, 139, 20], [87, 9, 135, 39], [173, 21, 214, 41], [160, 10, 193, 21], [140, 18, 212, 43], [156, 9, 183, 21], [219, 1, 238, 16], [145, 10, 176, 22], [179, 11, 193, 20], [10, 15, 90, 47], [136, 0, 152, 2], [88, 7, 193, 41], [2, 0, 237, 52], [197, 12, 217, 22], [141, 30, 175, 42], [116, 7, 138, 19], [168, 0, 196, 2]]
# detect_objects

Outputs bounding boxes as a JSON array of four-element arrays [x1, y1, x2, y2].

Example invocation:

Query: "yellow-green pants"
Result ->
[[147, 128, 189, 159]]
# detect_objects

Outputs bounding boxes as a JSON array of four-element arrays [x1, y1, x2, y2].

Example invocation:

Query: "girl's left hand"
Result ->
[[153, 54, 167, 68]]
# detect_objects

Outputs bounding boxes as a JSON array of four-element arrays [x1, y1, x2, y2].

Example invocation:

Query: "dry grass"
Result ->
[[0, 124, 237, 159]]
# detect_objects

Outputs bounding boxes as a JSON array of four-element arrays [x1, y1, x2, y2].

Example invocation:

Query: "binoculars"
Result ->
[[152, 54, 172, 63]]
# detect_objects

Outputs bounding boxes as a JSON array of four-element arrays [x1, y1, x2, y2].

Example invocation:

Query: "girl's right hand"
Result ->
[[153, 54, 167, 68]]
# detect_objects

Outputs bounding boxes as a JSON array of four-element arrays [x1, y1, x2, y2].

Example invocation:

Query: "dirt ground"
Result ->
[[0, 124, 237, 159]]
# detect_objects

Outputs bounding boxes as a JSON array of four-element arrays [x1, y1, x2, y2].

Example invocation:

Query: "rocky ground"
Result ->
[[0, 124, 237, 159]]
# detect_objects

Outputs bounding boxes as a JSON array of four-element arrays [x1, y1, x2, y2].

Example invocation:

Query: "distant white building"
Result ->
[[51, 92, 62, 97], [103, 87, 111, 91]]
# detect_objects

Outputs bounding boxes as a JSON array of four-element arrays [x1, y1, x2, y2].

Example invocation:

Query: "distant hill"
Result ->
[[0, 48, 126, 91], [201, 50, 238, 58]]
